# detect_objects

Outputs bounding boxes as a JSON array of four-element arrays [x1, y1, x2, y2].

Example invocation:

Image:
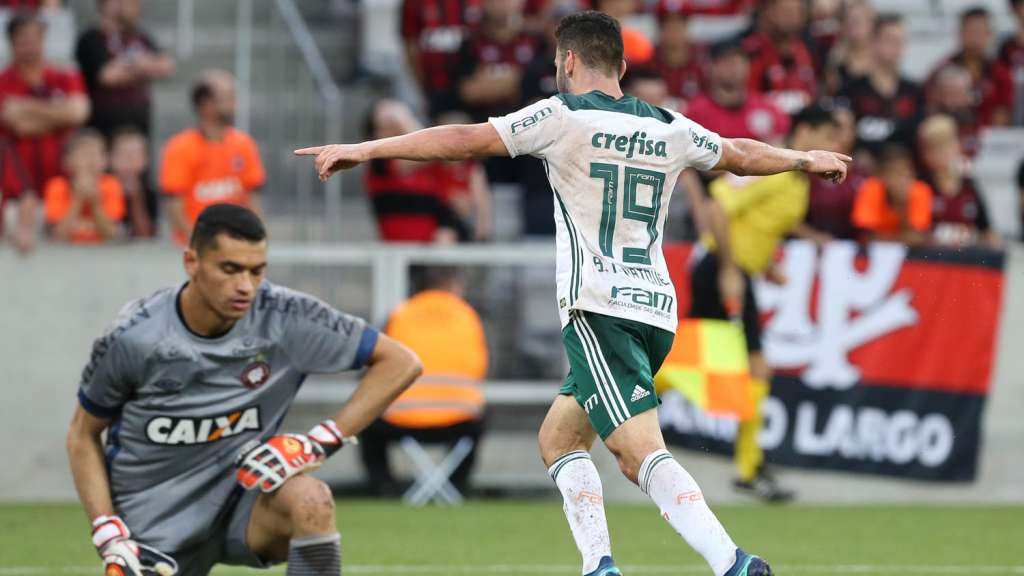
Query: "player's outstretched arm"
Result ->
[[295, 123, 509, 182], [713, 138, 852, 183], [329, 334, 423, 436]]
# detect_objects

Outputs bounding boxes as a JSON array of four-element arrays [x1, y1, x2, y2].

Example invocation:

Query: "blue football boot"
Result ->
[[584, 556, 622, 576], [723, 548, 773, 576]]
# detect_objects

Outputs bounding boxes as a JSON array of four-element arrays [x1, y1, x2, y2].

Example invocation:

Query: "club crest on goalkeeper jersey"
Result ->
[[77, 281, 378, 553], [489, 91, 723, 333]]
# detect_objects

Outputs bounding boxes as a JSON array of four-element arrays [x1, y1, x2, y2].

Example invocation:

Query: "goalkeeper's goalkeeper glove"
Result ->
[[235, 419, 355, 493], [92, 516, 177, 576]]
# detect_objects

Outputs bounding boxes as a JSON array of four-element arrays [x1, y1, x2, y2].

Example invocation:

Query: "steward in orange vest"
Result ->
[[359, 271, 487, 494]]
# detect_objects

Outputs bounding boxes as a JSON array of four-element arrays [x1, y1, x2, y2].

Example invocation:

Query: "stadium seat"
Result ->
[[400, 436, 476, 506]]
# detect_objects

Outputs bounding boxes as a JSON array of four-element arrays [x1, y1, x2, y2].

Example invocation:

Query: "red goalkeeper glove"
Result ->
[[235, 420, 354, 493]]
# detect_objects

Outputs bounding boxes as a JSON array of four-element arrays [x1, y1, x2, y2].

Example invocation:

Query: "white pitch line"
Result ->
[[0, 565, 1022, 575]]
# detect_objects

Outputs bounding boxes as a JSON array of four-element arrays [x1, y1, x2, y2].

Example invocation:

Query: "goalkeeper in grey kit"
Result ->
[[66, 204, 423, 576]]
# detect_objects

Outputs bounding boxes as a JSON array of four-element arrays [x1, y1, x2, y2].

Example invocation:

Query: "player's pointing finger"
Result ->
[[294, 146, 324, 156]]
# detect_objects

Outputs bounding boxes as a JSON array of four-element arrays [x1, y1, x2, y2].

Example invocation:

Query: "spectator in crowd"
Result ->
[[622, 65, 670, 109], [838, 14, 922, 167], [795, 105, 866, 244], [0, 1, 61, 7], [593, 0, 653, 64], [927, 6, 1013, 129], [0, 12, 88, 253], [441, 164, 492, 242], [455, 0, 541, 123], [454, 0, 542, 185], [741, 0, 817, 114], [918, 114, 1001, 248], [927, 65, 984, 158], [1018, 156, 1024, 240], [43, 128, 124, 244], [997, 0, 1024, 122], [651, 3, 704, 106], [109, 126, 154, 237], [160, 70, 264, 244], [400, 0, 482, 117], [75, 0, 174, 141], [360, 267, 487, 496], [686, 40, 790, 144], [852, 144, 932, 246], [823, 0, 874, 95], [517, 2, 568, 236], [363, 99, 467, 243]]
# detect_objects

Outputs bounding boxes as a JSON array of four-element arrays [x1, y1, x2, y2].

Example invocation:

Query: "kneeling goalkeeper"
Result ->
[[66, 204, 422, 576]]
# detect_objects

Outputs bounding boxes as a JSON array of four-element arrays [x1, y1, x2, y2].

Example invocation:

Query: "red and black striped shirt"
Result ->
[[401, 0, 482, 94]]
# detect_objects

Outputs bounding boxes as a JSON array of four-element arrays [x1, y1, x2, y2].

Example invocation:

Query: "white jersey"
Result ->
[[490, 91, 723, 333]]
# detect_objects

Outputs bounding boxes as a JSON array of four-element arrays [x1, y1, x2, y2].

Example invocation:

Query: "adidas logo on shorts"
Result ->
[[630, 385, 651, 403]]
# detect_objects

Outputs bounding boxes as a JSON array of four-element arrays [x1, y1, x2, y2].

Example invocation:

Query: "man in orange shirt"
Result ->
[[44, 128, 125, 243], [160, 69, 265, 243], [852, 144, 932, 245]]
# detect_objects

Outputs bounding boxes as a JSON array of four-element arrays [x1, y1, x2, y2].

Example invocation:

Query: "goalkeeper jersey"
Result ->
[[489, 91, 723, 333], [77, 281, 377, 553]]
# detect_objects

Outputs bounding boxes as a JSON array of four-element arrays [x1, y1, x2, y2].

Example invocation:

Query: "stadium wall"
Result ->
[[2, 243, 1022, 503]]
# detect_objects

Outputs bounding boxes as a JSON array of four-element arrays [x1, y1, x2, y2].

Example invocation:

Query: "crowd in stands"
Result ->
[[0, 0, 267, 254], [393, 0, 1024, 249], [1, 0, 1022, 253]]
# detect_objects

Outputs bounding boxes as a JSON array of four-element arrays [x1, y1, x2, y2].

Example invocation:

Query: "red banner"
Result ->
[[660, 241, 1005, 481]]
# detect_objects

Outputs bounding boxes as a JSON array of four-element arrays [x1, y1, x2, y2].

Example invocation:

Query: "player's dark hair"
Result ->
[[790, 103, 838, 137], [874, 13, 903, 35], [960, 5, 990, 25], [555, 10, 623, 76], [1012, 0, 1024, 10], [191, 80, 215, 111], [190, 204, 267, 253], [6, 11, 43, 41]]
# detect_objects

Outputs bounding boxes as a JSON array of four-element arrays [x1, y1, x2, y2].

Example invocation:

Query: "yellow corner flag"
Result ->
[[654, 319, 755, 421]]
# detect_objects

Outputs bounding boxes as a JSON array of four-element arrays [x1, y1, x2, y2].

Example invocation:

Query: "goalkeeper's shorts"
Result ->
[[559, 309, 673, 440], [161, 487, 270, 574]]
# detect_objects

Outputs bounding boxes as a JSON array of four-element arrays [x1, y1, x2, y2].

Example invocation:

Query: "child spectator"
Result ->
[[852, 145, 932, 245], [44, 128, 124, 243], [918, 115, 1000, 248], [109, 126, 154, 238]]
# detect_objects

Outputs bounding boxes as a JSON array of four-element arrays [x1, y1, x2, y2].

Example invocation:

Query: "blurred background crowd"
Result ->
[[0, 0, 1022, 254]]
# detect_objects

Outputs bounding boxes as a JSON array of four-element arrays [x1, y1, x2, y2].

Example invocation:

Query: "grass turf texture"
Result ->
[[0, 501, 1020, 575]]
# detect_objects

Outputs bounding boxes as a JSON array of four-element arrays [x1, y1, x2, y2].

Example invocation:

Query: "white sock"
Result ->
[[638, 449, 738, 576], [548, 450, 611, 574]]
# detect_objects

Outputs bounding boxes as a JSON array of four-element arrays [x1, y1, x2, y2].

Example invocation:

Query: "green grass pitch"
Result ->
[[0, 501, 1020, 575]]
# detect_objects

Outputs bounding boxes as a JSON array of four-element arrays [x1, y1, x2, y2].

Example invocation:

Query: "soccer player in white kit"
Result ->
[[298, 11, 849, 576]]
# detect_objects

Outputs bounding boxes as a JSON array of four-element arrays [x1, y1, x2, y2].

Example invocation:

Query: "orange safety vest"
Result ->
[[383, 290, 487, 428]]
